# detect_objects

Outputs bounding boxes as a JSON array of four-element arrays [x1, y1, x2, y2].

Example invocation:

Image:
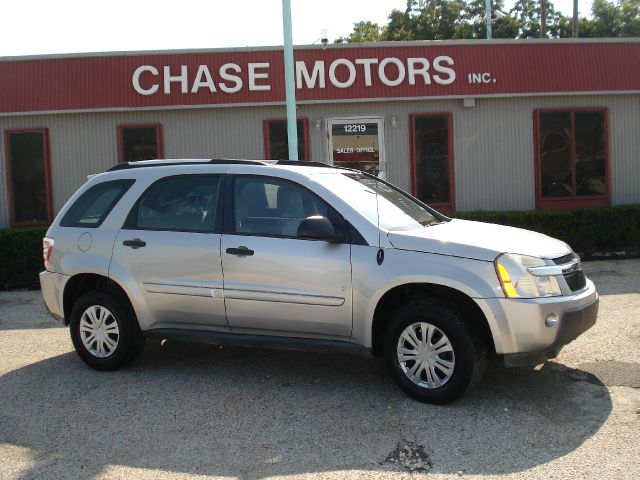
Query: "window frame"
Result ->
[[409, 113, 455, 212], [4, 128, 54, 227], [117, 123, 164, 163], [262, 118, 310, 161], [124, 174, 223, 234], [533, 108, 610, 210]]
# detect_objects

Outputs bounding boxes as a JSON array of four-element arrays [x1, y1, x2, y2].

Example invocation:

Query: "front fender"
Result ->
[[350, 246, 503, 348]]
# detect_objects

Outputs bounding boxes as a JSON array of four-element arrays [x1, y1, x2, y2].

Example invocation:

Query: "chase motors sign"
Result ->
[[131, 55, 457, 96], [2, 42, 638, 114]]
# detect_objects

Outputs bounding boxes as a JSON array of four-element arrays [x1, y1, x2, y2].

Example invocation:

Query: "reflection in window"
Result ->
[[538, 110, 607, 200], [7, 130, 51, 224], [540, 112, 572, 197], [265, 119, 308, 160], [120, 125, 163, 162], [575, 111, 606, 196], [412, 115, 451, 205], [234, 177, 335, 237], [129, 176, 219, 232]]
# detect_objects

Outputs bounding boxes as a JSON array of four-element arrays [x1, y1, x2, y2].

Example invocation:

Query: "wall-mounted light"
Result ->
[[389, 115, 397, 128], [463, 98, 476, 108], [313, 119, 322, 131]]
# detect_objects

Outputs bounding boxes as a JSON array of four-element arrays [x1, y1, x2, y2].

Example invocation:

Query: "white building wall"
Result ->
[[1, 92, 639, 227]]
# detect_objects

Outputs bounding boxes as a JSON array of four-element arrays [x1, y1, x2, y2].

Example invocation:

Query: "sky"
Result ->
[[1, 0, 596, 57]]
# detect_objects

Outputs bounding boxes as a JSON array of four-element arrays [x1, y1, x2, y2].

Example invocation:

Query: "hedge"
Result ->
[[449, 205, 640, 255], [1, 205, 639, 288], [0, 226, 49, 289]]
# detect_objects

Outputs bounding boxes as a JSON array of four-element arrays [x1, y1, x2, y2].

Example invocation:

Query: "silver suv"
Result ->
[[40, 159, 599, 404]]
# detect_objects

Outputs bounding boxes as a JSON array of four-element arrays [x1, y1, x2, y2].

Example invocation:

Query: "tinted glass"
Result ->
[[575, 111, 606, 196], [413, 115, 450, 204], [60, 179, 135, 228], [121, 127, 159, 162], [234, 177, 340, 237], [540, 112, 572, 198], [267, 120, 306, 160], [8, 131, 49, 223], [129, 176, 219, 232]]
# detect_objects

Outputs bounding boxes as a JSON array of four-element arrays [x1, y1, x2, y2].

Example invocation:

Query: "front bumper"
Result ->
[[475, 279, 599, 363], [39, 270, 69, 323]]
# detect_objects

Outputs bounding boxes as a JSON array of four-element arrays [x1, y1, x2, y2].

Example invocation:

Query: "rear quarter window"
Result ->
[[60, 179, 135, 228]]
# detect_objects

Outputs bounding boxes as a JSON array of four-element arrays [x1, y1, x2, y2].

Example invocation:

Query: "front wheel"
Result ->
[[69, 290, 143, 371], [385, 299, 486, 404]]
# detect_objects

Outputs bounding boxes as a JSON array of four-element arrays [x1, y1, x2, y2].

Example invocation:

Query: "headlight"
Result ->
[[495, 253, 562, 298]]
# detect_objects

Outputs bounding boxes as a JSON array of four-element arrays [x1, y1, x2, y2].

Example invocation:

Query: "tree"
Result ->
[[458, 0, 520, 38], [382, 0, 470, 41], [580, 0, 640, 37], [335, 21, 383, 43], [334, 0, 639, 43], [508, 0, 568, 38]]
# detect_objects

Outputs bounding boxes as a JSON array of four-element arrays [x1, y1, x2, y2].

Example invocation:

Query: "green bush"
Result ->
[[0, 226, 49, 289], [449, 205, 640, 254], [1, 205, 639, 289]]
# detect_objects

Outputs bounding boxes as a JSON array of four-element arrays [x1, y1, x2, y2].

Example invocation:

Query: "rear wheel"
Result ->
[[69, 290, 143, 371], [385, 299, 486, 404]]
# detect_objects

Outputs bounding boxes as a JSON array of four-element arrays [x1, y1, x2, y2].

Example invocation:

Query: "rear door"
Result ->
[[111, 174, 227, 331], [220, 175, 353, 339]]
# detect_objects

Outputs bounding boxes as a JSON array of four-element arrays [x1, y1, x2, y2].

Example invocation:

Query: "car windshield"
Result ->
[[314, 171, 444, 231]]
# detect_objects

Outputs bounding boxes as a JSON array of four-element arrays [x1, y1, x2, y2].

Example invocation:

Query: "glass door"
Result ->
[[327, 117, 386, 179]]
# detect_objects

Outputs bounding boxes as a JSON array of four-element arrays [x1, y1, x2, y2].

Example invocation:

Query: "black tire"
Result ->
[[385, 298, 486, 404], [69, 290, 144, 371]]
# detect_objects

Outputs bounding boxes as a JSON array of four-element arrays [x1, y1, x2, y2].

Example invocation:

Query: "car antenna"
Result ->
[[374, 175, 384, 265]]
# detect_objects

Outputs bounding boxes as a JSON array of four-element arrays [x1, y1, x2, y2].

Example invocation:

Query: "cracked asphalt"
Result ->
[[0, 259, 638, 480]]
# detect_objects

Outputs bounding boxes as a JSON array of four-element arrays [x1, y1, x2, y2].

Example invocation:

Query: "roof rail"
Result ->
[[106, 158, 339, 173], [107, 158, 267, 172], [275, 160, 335, 168]]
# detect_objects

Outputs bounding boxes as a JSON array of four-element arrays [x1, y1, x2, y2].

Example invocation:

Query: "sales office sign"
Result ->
[[131, 55, 457, 97]]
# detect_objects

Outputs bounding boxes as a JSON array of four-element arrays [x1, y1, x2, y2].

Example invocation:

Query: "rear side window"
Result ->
[[60, 179, 135, 228], [126, 175, 220, 233]]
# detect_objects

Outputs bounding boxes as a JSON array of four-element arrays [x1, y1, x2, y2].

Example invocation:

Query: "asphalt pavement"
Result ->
[[0, 259, 638, 480]]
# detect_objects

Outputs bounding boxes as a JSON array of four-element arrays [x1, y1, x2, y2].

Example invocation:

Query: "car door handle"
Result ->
[[226, 246, 254, 256], [123, 238, 147, 249]]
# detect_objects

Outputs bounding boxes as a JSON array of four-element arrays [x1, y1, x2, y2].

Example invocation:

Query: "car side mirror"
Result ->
[[297, 216, 343, 243]]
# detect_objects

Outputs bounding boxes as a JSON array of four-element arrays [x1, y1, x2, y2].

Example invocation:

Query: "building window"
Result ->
[[118, 124, 164, 162], [410, 113, 454, 210], [535, 109, 609, 209], [263, 119, 309, 160], [4, 129, 53, 225]]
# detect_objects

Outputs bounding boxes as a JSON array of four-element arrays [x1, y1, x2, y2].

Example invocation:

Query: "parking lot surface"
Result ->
[[1, 259, 639, 480]]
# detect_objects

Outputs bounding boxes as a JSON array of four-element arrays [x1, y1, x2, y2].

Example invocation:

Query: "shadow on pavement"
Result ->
[[0, 340, 612, 479], [0, 292, 62, 331]]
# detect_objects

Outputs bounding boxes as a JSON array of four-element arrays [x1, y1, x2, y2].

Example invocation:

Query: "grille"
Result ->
[[552, 253, 587, 292], [564, 270, 587, 292]]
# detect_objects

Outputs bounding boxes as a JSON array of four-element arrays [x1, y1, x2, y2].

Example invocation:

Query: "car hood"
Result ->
[[387, 219, 572, 262]]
